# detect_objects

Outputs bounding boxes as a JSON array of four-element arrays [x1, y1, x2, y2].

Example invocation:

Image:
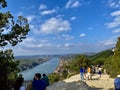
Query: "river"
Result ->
[[19, 57, 60, 80]]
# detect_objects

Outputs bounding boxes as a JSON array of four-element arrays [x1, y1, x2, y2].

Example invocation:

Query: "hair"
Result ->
[[43, 73, 46, 77], [14, 77, 24, 90], [35, 73, 41, 80], [19, 74, 23, 78]]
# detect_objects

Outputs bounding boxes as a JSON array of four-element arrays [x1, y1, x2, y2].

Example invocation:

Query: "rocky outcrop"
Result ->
[[47, 80, 90, 90], [47, 74, 114, 90]]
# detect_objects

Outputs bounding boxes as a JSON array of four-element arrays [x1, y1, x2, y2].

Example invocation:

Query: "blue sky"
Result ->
[[1, 0, 120, 56]]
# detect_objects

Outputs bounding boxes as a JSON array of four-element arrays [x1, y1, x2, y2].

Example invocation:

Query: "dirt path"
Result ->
[[47, 74, 114, 90], [85, 74, 114, 90]]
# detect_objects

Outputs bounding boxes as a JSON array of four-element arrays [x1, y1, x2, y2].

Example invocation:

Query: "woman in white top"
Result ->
[[13, 77, 25, 90]]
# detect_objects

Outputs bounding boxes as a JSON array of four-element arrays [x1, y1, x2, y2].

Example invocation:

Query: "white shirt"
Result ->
[[19, 86, 25, 90]]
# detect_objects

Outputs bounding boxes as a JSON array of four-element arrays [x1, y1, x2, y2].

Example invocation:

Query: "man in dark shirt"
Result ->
[[33, 73, 46, 90], [114, 75, 120, 90]]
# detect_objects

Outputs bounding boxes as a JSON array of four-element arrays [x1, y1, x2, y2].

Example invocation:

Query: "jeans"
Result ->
[[80, 73, 84, 80]]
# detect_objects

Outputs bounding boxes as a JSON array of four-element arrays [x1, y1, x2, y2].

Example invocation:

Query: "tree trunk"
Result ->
[[0, 63, 7, 90]]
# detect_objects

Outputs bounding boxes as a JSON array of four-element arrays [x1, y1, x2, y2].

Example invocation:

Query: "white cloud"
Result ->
[[30, 24, 40, 34], [26, 44, 44, 48], [80, 33, 86, 37], [19, 37, 51, 48], [112, 28, 120, 33], [65, 0, 81, 9], [37, 17, 71, 34], [64, 43, 73, 47], [110, 3, 116, 7], [62, 34, 74, 40], [26, 15, 35, 22], [40, 9, 56, 15], [12, 37, 117, 56], [106, 0, 120, 8], [105, 16, 120, 28], [20, 37, 36, 45], [66, 0, 73, 9], [99, 36, 117, 46], [100, 40, 116, 46], [72, 1, 81, 8], [70, 16, 76, 20], [111, 10, 120, 16], [39, 4, 47, 10], [105, 10, 120, 28]]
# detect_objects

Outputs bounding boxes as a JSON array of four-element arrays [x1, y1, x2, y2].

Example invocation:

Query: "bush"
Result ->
[[48, 73, 60, 84]]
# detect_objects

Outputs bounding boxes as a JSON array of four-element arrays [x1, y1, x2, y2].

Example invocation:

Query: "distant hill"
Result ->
[[15, 54, 78, 60], [89, 49, 114, 60]]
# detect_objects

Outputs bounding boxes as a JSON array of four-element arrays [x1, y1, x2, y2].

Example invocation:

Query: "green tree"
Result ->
[[114, 37, 120, 57], [90, 49, 114, 65], [69, 55, 90, 73], [109, 37, 120, 77], [0, 0, 30, 90], [0, 49, 20, 90]]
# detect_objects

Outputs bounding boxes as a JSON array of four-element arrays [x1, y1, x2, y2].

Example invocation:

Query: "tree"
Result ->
[[69, 55, 90, 73], [109, 37, 120, 77], [114, 37, 120, 57], [0, 0, 30, 90], [0, 49, 20, 90]]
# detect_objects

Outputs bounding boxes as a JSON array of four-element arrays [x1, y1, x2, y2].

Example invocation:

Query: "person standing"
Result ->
[[80, 67, 85, 81], [114, 75, 120, 90], [32, 73, 46, 90], [98, 67, 102, 78], [13, 75, 25, 90], [87, 66, 91, 80], [42, 74, 49, 86]]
